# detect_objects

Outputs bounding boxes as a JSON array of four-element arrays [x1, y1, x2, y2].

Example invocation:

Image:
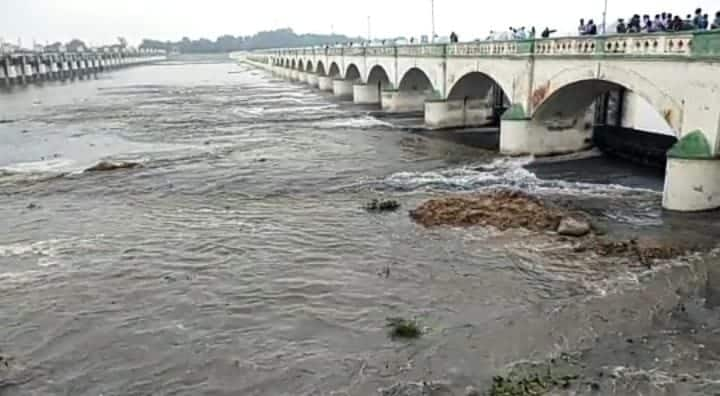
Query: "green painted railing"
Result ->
[[261, 30, 720, 60]]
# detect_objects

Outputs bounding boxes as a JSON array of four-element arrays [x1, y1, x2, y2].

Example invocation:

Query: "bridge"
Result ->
[[1, 50, 166, 86], [245, 31, 720, 212]]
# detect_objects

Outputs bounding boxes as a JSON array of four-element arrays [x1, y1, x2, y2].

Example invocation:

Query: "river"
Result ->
[[1, 55, 719, 396]]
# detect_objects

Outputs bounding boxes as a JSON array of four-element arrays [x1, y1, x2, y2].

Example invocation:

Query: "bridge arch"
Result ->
[[328, 62, 341, 78], [367, 65, 392, 90], [305, 61, 314, 73], [398, 67, 435, 94], [297, 60, 304, 71], [291, 59, 296, 69], [448, 72, 510, 104], [531, 64, 681, 134], [316, 61, 326, 76], [345, 64, 361, 82]]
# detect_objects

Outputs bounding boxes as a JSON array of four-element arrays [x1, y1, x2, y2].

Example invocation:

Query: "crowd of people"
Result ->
[[576, 8, 720, 35], [486, 27, 537, 41]]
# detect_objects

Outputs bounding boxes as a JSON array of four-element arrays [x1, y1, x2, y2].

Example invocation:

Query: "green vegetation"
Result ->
[[488, 356, 583, 396], [140, 29, 361, 54], [386, 317, 422, 339]]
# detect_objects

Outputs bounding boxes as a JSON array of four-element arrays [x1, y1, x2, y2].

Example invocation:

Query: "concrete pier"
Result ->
[[318, 76, 333, 91], [381, 90, 430, 113], [307, 73, 319, 88], [425, 99, 495, 129], [332, 79, 354, 98], [353, 83, 381, 105]]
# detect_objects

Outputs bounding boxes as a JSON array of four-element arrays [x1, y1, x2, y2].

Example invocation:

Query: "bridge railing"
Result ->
[[533, 32, 695, 57], [260, 30, 720, 60]]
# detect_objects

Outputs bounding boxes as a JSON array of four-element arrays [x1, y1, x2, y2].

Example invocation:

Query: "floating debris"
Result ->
[[84, 160, 143, 173], [365, 199, 401, 212]]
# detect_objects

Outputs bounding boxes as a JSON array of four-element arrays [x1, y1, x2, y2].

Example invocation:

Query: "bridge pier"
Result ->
[[332, 79, 354, 98], [424, 99, 495, 129], [297, 71, 308, 84], [499, 109, 593, 156], [1, 57, 8, 86], [318, 76, 333, 91], [307, 73, 319, 87], [381, 90, 430, 113], [353, 83, 381, 105]]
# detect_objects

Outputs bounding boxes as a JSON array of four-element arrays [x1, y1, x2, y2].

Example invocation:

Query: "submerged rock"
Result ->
[[84, 160, 143, 173], [557, 217, 591, 237], [379, 382, 452, 396], [410, 190, 561, 231], [588, 237, 689, 265]]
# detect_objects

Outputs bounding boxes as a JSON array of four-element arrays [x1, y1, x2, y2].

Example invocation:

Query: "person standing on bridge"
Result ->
[[578, 19, 586, 35], [450, 32, 458, 43], [713, 12, 720, 29], [616, 19, 628, 34], [693, 8, 704, 29]]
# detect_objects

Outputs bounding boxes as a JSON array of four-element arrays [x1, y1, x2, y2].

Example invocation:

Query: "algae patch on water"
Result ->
[[386, 317, 422, 339]]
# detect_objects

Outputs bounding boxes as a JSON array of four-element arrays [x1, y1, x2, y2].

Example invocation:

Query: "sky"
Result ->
[[2, 0, 718, 47]]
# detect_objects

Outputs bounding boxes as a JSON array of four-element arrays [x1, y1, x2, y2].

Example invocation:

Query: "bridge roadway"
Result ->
[[245, 31, 720, 212]]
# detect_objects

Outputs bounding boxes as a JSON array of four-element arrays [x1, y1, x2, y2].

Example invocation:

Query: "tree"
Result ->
[[66, 39, 87, 52]]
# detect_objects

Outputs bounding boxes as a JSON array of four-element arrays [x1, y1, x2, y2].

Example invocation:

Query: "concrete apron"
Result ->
[[663, 158, 720, 212], [332, 80, 354, 98], [381, 90, 431, 113], [425, 99, 495, 129], [499, 118, 592, 156], [318, 76, 333, 91]]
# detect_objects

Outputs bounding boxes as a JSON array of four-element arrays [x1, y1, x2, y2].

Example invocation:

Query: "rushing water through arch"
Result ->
[[1, 56, 720, 395]]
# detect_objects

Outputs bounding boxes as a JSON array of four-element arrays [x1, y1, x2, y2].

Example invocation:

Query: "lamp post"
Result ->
[[431, 0, 436, 42], [368, 16, 372, 42], [602, 0, 608, 34]]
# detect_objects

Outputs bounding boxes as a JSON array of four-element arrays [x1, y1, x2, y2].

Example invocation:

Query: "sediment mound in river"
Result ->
[[410, 190, 694, 263], [409, 190, 564, 231], [84, 160, 143, 173]]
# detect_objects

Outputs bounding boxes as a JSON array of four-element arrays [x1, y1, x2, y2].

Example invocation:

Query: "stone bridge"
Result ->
[[246, 31, 720, 212]]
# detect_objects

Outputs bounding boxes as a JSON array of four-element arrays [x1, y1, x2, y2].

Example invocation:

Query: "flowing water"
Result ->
[[1, 56, 720, 396]]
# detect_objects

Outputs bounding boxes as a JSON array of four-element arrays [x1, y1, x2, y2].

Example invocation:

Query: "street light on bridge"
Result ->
[[431, 0, 436, 42]]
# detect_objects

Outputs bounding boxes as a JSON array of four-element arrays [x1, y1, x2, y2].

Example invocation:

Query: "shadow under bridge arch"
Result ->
[[443, 71, 513, 127], [383, 67, 438, 113], [503, 78, 679, 162]]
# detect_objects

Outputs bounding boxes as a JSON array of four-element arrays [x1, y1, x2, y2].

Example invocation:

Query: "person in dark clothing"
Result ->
[[616, 19, 627, 34], [541, 27, 557, 38], [586, 20, 598, 35], [450, 32, 458, 43], [670, 16, 684, 31], [701, 14, 710, 30], [713, 11, 720, 29], [628, 14, 641, 32], [693, 8, 703, 29]]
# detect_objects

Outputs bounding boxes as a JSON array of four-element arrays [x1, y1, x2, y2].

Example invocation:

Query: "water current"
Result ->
[[1, 55, 720, 395]]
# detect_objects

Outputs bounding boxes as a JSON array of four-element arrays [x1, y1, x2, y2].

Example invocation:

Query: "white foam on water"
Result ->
[[0, 236, 104, 269], [314, 116, 393, 129], [381, 155, 659, 199], [0, 158, 78, 174]]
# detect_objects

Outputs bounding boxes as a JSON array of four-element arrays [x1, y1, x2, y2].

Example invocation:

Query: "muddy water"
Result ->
[[0, 56, 719, 395]]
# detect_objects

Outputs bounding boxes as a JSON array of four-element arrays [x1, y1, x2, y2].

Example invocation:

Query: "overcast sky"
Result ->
[[3, 0, 718, 47]]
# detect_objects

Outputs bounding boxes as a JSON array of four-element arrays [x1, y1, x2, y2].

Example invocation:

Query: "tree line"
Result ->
[[139, 29, 359, 53]]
